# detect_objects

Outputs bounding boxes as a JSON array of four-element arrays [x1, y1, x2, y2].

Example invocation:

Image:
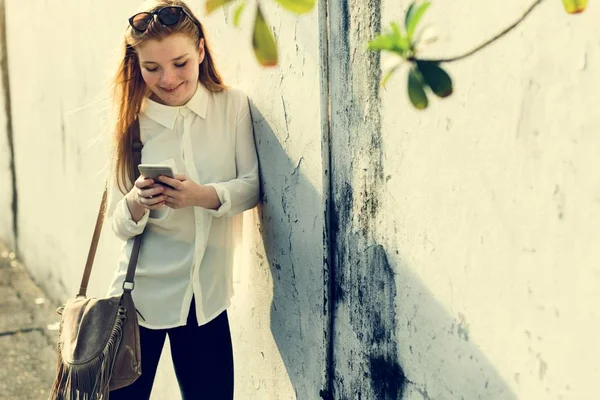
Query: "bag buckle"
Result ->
[[122, 280, 135, 292]]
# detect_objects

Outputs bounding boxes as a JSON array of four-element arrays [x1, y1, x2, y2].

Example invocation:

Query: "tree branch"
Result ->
[[418, 0, 546, 64]]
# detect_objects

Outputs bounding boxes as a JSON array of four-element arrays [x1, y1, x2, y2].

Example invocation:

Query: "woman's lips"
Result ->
[[160, 82, 184, 93]]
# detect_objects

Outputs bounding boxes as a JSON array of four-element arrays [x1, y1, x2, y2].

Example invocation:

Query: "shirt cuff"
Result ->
[[203, 183, 231, 218], [112, 198, 150, 239]]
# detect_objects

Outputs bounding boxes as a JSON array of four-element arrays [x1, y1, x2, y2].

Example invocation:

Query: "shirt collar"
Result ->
[[141, 82, 209, 129]]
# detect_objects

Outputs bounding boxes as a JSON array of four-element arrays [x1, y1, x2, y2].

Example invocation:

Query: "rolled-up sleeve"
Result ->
[[204, 98, 259, 218], [107, 172, 150, 241]]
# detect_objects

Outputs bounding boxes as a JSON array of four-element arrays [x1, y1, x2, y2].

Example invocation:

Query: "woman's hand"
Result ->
[[125, 176, 166, 221], [158, 174, 221, 210]]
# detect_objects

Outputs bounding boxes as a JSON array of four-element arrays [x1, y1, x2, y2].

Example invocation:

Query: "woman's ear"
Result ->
[[198, 38, 205, 64]]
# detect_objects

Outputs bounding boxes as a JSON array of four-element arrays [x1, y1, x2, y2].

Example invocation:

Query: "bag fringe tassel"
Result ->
[[49, 305, 126, 400]]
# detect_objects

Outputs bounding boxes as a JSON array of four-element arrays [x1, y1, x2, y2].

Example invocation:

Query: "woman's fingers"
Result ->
[[135, 177, 155, 189], [139, 185, 164, 199], [157, 175, 182, 189], [136, 184, 166, 208], [139, 194, 166, 206], [146, 201, 166, 210], [164, 199, 178, 209]]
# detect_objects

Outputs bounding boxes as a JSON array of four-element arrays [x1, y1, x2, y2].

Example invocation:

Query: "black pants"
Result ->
[[110, 300, 234, 400]]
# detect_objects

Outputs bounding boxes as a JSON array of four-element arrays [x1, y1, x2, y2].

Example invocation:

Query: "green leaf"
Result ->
[[253, 5, 278, 66], [206, 0, 236, 14], [391, 22, 402, 38], [368, 23, 411, 58], [274, 0, 316, 14], [368, 35, 398, 52], [233, 2, 246, 27], [405, 2, 416, 30], [562, 0, 587, 13], [417, 60, 453, 98], [405, 1, 431, 41], [408, 67, 428, 109]]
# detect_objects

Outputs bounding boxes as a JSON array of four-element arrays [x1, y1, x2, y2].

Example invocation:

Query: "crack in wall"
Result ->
[[0, 0, 17, 249], [0, 327, 45, 337], [319, 0, 334, 397]]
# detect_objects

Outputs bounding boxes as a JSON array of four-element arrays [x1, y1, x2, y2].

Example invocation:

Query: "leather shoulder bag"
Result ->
[[50, 120, 144, 399]]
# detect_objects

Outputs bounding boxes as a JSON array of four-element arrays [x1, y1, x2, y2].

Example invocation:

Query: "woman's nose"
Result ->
[[159, 70, 178, 87]]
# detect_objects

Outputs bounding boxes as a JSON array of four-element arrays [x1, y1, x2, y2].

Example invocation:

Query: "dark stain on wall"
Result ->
[[370, 355, 405, 399], [327, 0, 406, 397], [363, 245, 406, 399]]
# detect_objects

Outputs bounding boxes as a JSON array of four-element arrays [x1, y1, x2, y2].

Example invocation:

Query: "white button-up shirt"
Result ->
[[106, 83, 259, 329]]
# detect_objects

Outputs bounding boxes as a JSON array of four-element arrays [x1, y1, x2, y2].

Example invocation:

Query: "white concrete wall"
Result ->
[[3, 0, 325, 399], [328, 0, 600, 399], [385, 3, 600, 399]]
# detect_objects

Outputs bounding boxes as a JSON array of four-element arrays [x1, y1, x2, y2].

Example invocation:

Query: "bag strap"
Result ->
[[77, 119, 143, 297]]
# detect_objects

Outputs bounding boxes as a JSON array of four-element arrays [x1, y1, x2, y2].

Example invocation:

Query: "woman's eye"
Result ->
[[174, 62, 188, 68], [144, 67, 158, 73]]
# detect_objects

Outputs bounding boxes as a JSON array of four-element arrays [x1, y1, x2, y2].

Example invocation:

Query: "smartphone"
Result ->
[[138, 164, 175, 189]]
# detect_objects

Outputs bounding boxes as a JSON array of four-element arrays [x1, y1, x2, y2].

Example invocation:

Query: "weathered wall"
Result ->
[[3, 0, 326, 399], [328, 0, 600, 399], [204, 2, 328, 398], [2, 0, 599, 399]]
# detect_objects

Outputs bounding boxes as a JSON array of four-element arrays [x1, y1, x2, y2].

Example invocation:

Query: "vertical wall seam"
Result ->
[[0, 0, 17, 250], [319, 0, 335, 398]]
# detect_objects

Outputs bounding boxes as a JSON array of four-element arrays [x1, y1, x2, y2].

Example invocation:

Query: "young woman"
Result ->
[[105, 1, 259, 398]]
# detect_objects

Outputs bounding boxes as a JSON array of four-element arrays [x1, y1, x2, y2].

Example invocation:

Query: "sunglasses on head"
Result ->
[[129, 6, 200, 33]]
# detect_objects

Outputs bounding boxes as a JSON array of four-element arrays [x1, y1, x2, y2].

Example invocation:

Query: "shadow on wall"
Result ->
[[337, 237, 519, 399], [326, 48, 518, 400], [250, 103, 327, 398], [326, 60, 518, 399], [248, 101, 518, 399], [325, 0, 519, 397], [395, 253, 521, 400]]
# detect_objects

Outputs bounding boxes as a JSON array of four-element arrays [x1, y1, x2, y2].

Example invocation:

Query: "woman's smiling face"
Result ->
[[137, 33, 205, 106]]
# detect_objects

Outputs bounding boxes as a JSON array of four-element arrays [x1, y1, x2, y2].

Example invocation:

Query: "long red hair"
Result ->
[[112, 0, 226, 194]]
